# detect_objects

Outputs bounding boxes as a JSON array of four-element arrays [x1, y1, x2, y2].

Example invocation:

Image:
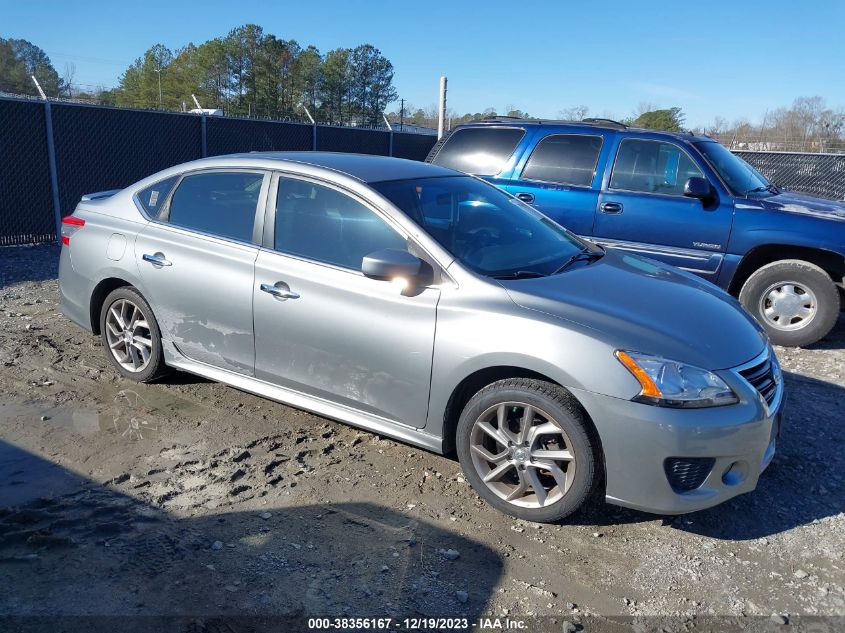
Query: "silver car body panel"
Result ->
[[58, 152, 782, 515]]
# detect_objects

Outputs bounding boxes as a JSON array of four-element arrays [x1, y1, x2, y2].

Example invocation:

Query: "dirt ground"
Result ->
[[1, 244, 843, 632]]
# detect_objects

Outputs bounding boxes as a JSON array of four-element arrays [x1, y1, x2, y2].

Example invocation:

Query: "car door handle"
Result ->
[[260, 283, 300, 300], [515, 192, 535, 204], [142, 252, 172, 266], [600, 202, 623, 214]]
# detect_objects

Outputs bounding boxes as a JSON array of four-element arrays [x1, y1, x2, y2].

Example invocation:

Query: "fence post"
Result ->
[[43, 100, 62, 244], [201, 113, 208, 157], [388, 130, 394, 157], [312, 123, 317, 151]]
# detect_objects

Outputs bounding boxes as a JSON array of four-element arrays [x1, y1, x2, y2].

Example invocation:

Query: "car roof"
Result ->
[[223, 151, 461, 183], [455, 119, 712, 143]]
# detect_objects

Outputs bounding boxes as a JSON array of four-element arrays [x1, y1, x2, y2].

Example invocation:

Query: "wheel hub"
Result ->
[[512, 447, 528, 464], [771, 292, 801, 318]]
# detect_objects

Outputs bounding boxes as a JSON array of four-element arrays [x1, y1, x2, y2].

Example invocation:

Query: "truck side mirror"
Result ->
[[683, 176, 714, 201]]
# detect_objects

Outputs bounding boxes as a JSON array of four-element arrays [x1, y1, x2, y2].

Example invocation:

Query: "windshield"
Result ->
[[372, 176, 589, 277], [695, 141, 770, 195]]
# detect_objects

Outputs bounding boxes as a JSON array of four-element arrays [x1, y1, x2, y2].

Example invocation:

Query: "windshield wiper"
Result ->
[[745, 183, 779, 195], [552, 249, 604, 275], [492, 270, 547, 280]]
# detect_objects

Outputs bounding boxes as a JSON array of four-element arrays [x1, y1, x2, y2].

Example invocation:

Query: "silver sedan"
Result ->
[[58, 153, 783, 522]]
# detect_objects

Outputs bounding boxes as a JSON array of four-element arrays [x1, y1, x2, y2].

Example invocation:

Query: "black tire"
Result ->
[[99, 286, 169, 383], [738, 259, 839, 347], [455, 378, 599, 523]]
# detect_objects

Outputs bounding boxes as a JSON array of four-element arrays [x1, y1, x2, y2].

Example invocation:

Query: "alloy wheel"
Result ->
[[468, 402, 576, 509], [759, 281, 817, 331], [104, 298, 153, 373]]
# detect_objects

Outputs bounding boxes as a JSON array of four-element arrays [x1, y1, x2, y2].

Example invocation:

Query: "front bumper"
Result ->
[[571, 350, 784, 515]]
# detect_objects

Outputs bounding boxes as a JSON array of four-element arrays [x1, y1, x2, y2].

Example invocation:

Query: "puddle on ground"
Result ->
[[0, 386, 210, 442]]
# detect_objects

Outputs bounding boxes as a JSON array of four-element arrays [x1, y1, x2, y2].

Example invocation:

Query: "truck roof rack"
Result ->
[[479, 116, 628, 130]]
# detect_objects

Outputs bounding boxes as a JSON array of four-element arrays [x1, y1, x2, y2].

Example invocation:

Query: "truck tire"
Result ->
[[739, 259, 839, 347]]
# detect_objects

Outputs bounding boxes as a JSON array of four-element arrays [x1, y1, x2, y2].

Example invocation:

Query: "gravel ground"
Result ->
[[0, 244, 843, 632]]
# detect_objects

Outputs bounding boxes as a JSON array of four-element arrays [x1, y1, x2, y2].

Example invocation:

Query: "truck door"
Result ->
[[499, 132, 608, 236], [592, 138, 733, 283]]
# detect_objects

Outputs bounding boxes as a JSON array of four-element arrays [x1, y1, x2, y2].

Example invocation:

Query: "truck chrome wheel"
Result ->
[[469, 402, 576, 509], [759, 281, 817, 331], [104, 298, 153, 373]]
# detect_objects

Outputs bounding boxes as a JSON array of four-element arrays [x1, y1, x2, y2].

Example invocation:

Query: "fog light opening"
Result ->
[[722, 461, 748, 486]]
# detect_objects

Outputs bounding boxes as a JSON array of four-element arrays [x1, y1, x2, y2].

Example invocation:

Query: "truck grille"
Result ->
[[664, 457, 715, 493], [738, 356, 778, 405]]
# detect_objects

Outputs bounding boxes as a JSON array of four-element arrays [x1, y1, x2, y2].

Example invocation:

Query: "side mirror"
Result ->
[[362, 248, 425, 282], [683, 176, 713, 201]]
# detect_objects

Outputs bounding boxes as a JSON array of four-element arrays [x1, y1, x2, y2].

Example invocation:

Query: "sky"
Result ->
[[4, 0, 845, 127]]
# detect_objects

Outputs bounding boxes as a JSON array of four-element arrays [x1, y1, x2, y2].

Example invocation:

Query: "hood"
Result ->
[[755, 190, 845, 221], [498, 249, 767, 370]]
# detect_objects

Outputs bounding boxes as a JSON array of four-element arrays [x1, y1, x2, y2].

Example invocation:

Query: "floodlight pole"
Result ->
[[31, 75, 47, 100]]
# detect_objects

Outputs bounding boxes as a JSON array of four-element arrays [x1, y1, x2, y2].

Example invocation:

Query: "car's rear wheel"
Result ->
[[739, 259, 839, 347], [100, 287, 168, 382], [456, 378, 598, 523]]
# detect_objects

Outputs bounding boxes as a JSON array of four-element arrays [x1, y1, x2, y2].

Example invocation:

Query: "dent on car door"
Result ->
[[252, 174, 440, 427], [134, 170, 268, 375], [592, 138, 732, 281]]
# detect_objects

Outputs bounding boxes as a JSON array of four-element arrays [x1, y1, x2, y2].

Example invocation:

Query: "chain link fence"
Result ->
[[5, 94, 844, 247], [0, 99, 55, 245], [734, 151, 845, 201], [0, 96, 438, 246]]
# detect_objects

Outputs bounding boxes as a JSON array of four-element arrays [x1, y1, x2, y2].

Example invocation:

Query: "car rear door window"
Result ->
[[609, 139, 703, 195], [274, 178, 406, 270], [431, 127, 525, 176], [167, 171, 264, 242], [137, 176, 179, 217], [521, 134, 603, 187]]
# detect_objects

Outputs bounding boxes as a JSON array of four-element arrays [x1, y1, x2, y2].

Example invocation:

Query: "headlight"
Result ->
[[615, 350, 738, 408]]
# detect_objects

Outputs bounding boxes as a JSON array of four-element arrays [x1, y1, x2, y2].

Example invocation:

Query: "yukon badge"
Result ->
[[693, 241, 721, 250]]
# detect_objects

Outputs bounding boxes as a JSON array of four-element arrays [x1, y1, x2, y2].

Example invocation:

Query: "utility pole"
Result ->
[[438, 76, 447, 139]]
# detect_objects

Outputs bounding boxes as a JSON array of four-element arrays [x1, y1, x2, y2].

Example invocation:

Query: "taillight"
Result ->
[[61, 215, 85, 246]]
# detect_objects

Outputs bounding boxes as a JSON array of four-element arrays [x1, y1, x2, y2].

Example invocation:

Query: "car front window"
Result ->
[[695, 141, 770, 195], [372, 176, 588, 278]]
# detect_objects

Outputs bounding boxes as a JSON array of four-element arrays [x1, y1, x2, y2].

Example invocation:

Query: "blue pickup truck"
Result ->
[[426, 118, 845, 347]]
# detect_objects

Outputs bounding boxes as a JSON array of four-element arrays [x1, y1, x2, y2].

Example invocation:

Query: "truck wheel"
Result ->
[[739, 259, 839, 347], [456, 378, 598, 523]]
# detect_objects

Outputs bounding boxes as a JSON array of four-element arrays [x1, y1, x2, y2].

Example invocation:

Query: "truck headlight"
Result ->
[[615, 350, 738, 408]]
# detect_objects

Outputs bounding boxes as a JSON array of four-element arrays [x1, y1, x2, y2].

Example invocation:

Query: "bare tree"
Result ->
[[558, 105, 589, 121], [62, 62, 76, 97]]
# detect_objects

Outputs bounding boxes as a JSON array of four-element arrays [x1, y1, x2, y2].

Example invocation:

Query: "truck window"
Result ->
[[521, 134, 603, 187], [609, 139, 703, 196], [431, 127, 525, 176]]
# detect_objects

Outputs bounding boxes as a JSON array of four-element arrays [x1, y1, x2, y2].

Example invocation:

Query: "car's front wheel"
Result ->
[[739, 259, 839, 347], [100, 287, 168, 382], [456, 378, 598, 523]]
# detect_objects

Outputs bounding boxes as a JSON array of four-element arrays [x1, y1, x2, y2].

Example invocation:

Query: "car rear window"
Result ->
[[431, 127, 524, 176], [521, 134, 603, 187], [137, 176, 179, 217]]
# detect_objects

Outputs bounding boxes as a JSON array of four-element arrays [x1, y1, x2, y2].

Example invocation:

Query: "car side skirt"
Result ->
[[165, 353, 445, 454]]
